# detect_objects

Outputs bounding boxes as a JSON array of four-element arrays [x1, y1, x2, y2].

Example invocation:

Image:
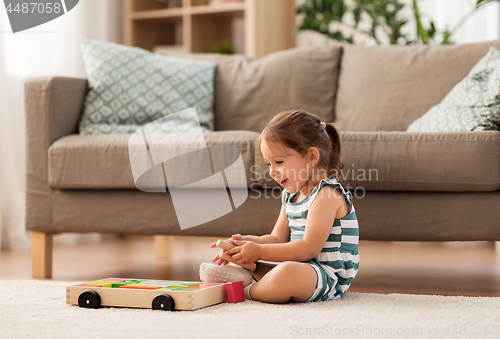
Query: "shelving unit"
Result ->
[[123, 0, 296, 58]]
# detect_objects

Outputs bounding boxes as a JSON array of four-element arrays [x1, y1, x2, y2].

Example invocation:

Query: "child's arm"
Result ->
[[227, 187, 345, 264], [211, 206, 290, 265], [243, 206, 290, 244]]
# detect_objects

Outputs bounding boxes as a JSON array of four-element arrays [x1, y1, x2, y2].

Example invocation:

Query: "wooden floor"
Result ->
[[1, 236, 499, 297]]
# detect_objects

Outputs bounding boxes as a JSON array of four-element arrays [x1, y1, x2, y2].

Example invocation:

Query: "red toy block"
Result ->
[[226, 281, 245, 303]]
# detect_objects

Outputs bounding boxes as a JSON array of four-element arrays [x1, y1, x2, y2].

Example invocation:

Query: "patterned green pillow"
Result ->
[[79, 39, 216, 135], [407, 46, 500, 132]]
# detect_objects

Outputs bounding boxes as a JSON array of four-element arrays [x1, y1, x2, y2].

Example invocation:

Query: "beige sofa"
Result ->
[[26, 40, 500, 279]]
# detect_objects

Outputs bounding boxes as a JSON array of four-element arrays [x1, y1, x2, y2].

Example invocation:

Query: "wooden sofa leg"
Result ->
[[154, 235, 174, 261], [31, 232, 53, 279]]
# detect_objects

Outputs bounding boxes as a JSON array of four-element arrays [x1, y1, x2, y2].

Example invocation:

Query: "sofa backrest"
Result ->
[[334, 39, 500, 131], [155, 46, 342, 133]]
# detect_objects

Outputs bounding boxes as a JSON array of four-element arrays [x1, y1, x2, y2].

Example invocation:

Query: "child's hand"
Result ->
[[210, 234, 245, 266], [224, 239, 261, 265]]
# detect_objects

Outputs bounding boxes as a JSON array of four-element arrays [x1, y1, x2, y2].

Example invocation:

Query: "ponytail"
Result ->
[[325, 123, 344, 182]]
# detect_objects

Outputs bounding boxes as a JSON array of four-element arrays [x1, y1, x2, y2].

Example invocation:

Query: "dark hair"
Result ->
[[259, 110, 343, 181]]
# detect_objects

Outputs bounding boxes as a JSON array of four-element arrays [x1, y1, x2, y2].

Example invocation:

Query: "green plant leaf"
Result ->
[[427, 21, 436, 39], [353, 7, 361, 25], [211, 40, 233, 54], [296, 0, 411, 45]]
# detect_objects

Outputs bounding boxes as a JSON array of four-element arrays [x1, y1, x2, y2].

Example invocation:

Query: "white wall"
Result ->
[[403, 0, 500, 44], [0, 0, 123, 250]]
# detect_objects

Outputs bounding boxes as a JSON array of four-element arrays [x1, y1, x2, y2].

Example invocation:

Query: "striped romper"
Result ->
[[282, 178, 359, 302]]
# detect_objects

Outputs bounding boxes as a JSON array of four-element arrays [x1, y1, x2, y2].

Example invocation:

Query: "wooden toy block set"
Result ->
[[67, 241, 248, 311], [67, 278, 230, 311]]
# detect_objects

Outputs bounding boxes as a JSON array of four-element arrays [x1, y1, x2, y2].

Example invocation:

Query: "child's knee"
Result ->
[[273, 262, 316, 289], [267, 262, 304, 286], [272, 261, 297, 275]]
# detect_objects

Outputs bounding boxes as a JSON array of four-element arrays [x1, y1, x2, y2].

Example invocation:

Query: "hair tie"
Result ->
[[320, 122, 326, 128]]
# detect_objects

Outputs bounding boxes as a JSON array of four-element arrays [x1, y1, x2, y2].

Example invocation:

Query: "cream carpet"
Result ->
[[1, 280, 499, 339]]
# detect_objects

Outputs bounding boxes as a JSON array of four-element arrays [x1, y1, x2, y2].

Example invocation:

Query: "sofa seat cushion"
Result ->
[[49, 131, 260, 189], [253, 130, 500, 192], [341, 131, 500, 192]]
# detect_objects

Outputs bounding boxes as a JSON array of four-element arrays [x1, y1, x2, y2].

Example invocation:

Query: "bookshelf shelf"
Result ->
[[131, 8, 184, 20], [188, 3, 245, 15], [123, 0, 296, 58]]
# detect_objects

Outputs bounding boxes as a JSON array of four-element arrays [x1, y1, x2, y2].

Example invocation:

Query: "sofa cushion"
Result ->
[[48, 131, 260, 189], [79, 39, 216, 135], [335, 39, 500, 131], [154, 46, 342, 133], [253, 130, 500, 192], [407, 47, 500, 132]]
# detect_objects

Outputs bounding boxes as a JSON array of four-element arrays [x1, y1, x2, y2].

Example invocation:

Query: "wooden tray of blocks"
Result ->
[[67, 278, 227, 311]]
